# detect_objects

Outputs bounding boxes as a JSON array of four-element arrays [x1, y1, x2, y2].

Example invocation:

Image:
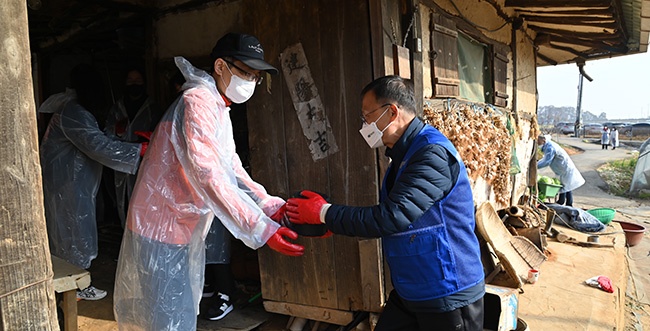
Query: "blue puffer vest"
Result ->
[[381, 125, 483, 301]]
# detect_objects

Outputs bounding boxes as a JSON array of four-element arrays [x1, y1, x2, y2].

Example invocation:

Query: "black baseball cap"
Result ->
[[210, 33, 278, 75]]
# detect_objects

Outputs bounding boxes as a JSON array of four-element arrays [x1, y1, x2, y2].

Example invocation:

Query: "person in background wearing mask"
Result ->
[[537, 134, 585, 206], [113, 33, 304, 330], [39, 63, 147, 301], [105, 68, 161, 228], [286, 76, 485, 331], [610, 127, 619, 150], [601, 126, 610, 150]]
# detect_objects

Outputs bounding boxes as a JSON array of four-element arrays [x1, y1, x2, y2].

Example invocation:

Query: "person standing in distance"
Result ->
[[287, 76, 485, 331], [113, 33, 304, 330]]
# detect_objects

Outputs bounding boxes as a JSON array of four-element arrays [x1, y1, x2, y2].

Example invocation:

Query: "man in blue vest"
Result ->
[[287, 76, 484, 331]]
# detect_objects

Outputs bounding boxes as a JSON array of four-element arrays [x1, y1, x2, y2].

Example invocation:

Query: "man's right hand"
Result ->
[[266, 227, 304, 256]]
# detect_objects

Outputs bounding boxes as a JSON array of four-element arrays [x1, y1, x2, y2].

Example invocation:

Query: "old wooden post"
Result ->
[[0, 1, 58, 329]]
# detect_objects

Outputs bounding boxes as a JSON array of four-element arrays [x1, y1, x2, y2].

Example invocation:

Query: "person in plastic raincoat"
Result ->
[[601, 126, 610, 150], [610, 127, 619, 150], [105, 68, 162, 227], [537, 134, 585, 206], [113, 33, 304, 331], [39, 64, 146, 300]]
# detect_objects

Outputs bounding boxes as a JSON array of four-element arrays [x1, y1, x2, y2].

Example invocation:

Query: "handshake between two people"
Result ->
[[265, 190, 333, 257]]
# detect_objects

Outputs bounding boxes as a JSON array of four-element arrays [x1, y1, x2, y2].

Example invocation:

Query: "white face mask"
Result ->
[[359, 107, 393, 148], [221, 65, 256, 104]]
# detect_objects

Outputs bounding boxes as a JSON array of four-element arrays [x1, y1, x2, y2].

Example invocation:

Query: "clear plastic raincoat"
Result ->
[[39, 89, 142, 269], [105, 97, 161, 227], [113, 57, 283, 331], [601, 129, 610, 145], [537, 136, 585, 193]]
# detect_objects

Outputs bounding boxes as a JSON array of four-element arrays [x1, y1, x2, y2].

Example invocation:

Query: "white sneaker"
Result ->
[[76, 285, 107, 301]]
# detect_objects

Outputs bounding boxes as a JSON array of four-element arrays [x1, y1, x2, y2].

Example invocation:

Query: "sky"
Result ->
[[537, 50, 650, 120]]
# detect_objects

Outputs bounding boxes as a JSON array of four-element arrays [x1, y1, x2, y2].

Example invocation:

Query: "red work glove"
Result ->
[[266, 227, 304, 257], [269, 203, 287, 223], [140, 142, 148, 157], [134, 131, 153, 141], [286, 190, 327, 225]]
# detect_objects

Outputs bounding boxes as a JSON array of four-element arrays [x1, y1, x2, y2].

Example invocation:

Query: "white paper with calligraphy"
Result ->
[[280, 43, 338, 161]]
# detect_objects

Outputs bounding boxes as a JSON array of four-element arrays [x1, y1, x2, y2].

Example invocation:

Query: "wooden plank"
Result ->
[[505, 0, 611, 8], [317, 0, 376, 312], [0, 1, 58, 329], [263, 300, 354, 326], [409, 0, 423, 116], [244, 0, 290, 198], [434, 77, 460, 86], [51, 256, 91, 293], [368, 0, 386, 80], [62, 290, 77, 331], [358, 239, 384, 312], [430, 13, 459, 97], [433, 23, 458, 37], [393, 44, 411, 78], [249, 0, 384, 315], [493, 49, 508, 107], [247, 0, 338, 310], [520, 15, 616, 25]]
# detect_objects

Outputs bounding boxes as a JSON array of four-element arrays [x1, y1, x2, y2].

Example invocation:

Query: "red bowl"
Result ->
[[614, 221, 647, 247]]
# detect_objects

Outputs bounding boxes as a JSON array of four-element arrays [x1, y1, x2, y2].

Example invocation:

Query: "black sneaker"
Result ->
[[204, 292, 233, 321]]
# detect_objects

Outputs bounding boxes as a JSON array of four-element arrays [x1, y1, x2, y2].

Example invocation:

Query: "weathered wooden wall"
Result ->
[[0, 1, 58, 329], [242, 0, 382, 313]]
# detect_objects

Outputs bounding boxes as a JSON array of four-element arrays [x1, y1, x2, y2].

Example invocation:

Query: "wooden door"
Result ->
[[243, 0, 384, 314]]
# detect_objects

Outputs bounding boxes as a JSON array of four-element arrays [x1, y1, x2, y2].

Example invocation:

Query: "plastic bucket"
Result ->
[[614, 220, 646, 247]]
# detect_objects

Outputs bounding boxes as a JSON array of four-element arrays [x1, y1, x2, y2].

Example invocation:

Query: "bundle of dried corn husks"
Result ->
[[423, 101, 511, 206]]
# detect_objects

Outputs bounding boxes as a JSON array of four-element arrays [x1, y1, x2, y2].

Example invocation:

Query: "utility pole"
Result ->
[[575, 59, 593, 137]]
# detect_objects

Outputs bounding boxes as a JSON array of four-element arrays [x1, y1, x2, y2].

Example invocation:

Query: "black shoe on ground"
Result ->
[[204, 292, 233, 321]]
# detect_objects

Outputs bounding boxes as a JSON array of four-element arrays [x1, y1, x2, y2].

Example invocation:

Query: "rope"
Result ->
[[0, 272, 54, 299]]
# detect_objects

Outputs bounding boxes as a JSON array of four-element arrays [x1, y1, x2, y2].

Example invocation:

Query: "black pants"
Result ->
[[375, 290, 484, 331], [557, 191, 573, 206]]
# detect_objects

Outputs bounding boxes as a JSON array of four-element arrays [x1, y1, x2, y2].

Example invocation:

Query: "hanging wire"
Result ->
[[389, 18, 398, 45], [402, 8, 417, 47], [447, 0, 511, 32]]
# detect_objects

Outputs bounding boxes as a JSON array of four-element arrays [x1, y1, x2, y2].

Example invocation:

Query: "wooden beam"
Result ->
[[548, 36, 628, 53], [368, 0, 386, 79], [358, 239, 384, 312], [515, 8, 613, 17], [37, 11, 137, 50], [263, 301, 354, 326], [505, 0, 611, 8], [537, 52, 559, 65], [525, 19, 619, 30], [520, 15, 616, 25], [546, 43, 590, 57], [0, 1, 58, 329], [408, 0, 422, 115], [527, 26, 623, 40]]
